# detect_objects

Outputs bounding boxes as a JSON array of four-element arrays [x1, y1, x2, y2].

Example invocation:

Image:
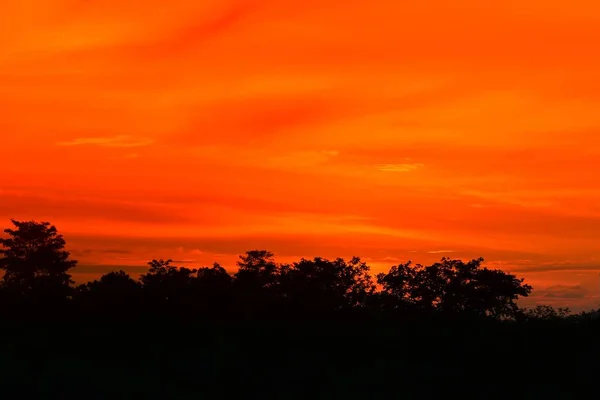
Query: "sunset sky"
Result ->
[[1, 0, 599, 311]]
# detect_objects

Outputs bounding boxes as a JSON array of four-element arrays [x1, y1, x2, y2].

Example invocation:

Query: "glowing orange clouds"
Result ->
[[1, 0, 600, 310]]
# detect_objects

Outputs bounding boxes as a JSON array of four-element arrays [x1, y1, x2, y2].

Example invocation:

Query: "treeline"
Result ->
[[2, 220, 600, 397], [0, 219, 594, 321]]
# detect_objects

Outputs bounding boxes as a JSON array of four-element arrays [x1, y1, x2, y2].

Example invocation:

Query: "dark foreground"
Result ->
[[0, 316, 598, 399]]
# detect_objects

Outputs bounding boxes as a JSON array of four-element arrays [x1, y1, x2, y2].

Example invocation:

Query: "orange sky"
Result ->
[[1, 0, 600, 311]]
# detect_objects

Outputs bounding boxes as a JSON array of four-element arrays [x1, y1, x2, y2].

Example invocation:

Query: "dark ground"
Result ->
[[0, 316, 597, 399]]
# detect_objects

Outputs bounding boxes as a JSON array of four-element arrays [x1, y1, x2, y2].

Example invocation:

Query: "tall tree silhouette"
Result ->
[[0, 219, 77, 303]]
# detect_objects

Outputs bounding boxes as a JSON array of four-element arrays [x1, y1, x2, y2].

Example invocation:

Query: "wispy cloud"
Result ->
[[376, 163, 424, 172], [461, 190, 555, 209], [57, 135, 154, 148], [427, 250, 454, 254], [266, 150, 339, 169], [470, 203, 494, 208], [511, 263, 600, 273], [495, 258, 600, 274], [381, 256, 403, 261], [540, 285, 589, 299], [0, 191, 190, 225]]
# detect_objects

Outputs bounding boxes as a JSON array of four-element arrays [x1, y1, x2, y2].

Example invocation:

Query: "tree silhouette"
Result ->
[[524, 305, 572, 321], [139, 259, 197, 308], [76, 270, 141, 313], [377, 257, 532, 319], [0, 219, 565, 322], [232, 250, 281, 315], [0, 219, 77, 303], [376, 261, 420, 312], [234, 250, 279, 289], [279, 256, 375, 314], [191, 262, 233, 315]]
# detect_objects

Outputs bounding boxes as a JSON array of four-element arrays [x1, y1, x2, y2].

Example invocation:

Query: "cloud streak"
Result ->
[[511, 263, 600, 274], [376, 163, 424, 172], [56, 135, 154, 147]]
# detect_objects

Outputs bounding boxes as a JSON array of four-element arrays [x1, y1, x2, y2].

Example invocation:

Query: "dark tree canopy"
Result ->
[[0, 219, 77, 302], [75, 270, 142, 313], [524, 305, 572, 321], [377, 257, 532, 319], [234, 250, 279, 290], [87, 270, 141, 293], [192, 263, 233, 301], [139, 259, 198, 306], [279, 256, 375, 313]]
